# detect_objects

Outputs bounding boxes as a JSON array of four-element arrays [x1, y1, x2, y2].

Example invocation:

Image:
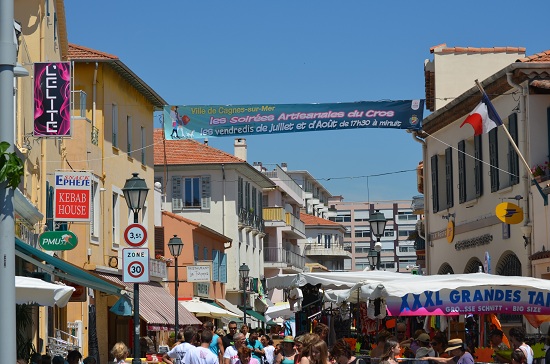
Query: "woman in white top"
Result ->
[[111, 342, 129, 364]]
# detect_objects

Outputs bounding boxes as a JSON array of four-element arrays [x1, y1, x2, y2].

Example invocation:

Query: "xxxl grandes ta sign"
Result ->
[[34, 62, 71, 137], [386, 287, 550, 316], [163, 100, 424, 139], [54, 172, 91, 222]]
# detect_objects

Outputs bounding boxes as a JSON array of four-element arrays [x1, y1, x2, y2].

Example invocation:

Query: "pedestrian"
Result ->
[[237, 347, 260, 364], [330, 338, 366, 364], [509, 327, 533, 364], [83, 357, 96, 364], [241, 325, 250, 339], [246, 329, 265, 363], [111, 342, 130, 364], [261, 334, 275, 364], [512, 349, 527, 364], [204, 321, 225, 363], [164, 326, 197, 364], [422, 338, 474, 364], [379, 339, 401, 364], [224, 333, 247, 364], [431, 333, 449, 358], [370, 330, 392, 361], [223, 321, 239, 349], [186, 330, 219, 364], [42, 354, 53, 364], [415, 334, 434, 364], [313, 324, 329, 344], [301, 339, 329, 364], [52, 356, 65, 364], [274, 336, 296, 364], [67, 350, 82, 364], [31, 353, 43, 364]]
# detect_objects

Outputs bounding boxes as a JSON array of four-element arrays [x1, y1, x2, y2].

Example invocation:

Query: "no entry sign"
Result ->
[[53, 171, 91, 222], [122, 248, 150, 283]]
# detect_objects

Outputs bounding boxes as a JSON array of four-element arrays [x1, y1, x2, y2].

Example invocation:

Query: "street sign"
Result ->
[[53, 171, 91, 222], [39, 230, 78, 251], [187, 265, 211, 282], [122, 248, 150, 283], [124, 223, 148, 247]]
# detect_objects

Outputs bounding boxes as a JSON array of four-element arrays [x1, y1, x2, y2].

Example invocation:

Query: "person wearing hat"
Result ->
[[421, 338, 474, 364], [415, 334, 435, 364], [274, 336, 297, 364]]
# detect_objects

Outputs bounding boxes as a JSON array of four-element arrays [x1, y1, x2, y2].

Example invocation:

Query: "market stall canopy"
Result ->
[[265, 302, 293, 321], [267, 271, 410, 290], [180, 298, 240, 318], [327, 272, 550, 316], [16, 276, 75, 307]]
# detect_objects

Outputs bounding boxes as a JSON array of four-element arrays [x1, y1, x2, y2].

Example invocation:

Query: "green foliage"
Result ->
[[16, 304, 37, 361], [0, 141, 24, 188]]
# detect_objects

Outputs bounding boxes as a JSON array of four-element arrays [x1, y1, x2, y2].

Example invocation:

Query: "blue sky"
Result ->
[[65, 0, 549, 202]]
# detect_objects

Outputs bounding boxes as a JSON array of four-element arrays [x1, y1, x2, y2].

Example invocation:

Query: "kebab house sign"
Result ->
[[386, 287, 550, 316], [54, 171, 91, 222]]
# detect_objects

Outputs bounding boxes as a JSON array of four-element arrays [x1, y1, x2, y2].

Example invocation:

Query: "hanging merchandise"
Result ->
[[367, 298, 387, 319]]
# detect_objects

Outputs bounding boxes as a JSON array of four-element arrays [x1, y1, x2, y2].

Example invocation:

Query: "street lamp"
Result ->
[[122, 173, 149, 364], [239, 263, 250, 327], [168, 235, 184, 339], [368, 210, 387, 270]]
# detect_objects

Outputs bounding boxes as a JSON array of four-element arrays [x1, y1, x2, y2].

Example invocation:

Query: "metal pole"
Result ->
[[133, 212, 141, 364], [174, 256, 179, 339], [243, 278, 247, 327], [0, 0, 17, 361], [376, 238, 381, 270]]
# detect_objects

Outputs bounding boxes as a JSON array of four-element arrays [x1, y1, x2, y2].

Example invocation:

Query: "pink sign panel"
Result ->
[[34, 62, 71, 137]]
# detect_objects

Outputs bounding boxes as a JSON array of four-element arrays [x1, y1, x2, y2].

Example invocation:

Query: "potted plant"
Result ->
[[531, 161, 549, 182]]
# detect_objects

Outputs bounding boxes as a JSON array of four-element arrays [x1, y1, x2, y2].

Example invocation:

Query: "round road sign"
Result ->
[[124, 223, 147, 247], [127, 261, 145, 278]]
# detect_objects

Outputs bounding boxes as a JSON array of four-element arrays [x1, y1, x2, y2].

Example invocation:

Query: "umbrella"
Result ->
[[16, 276, 75, 307], [180, 298, 239, 318]]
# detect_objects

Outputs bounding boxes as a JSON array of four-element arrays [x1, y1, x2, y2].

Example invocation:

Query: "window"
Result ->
[[194, 244, 199, 262], [203, 247, 208, 260], [355, 226, 370, 238], [252, 187, 257, 214], [397, 212, 417, 221], [112, 104, 119, 148], [112, 192, 120, 249], [458, 136, 482, 203], [489, 114, 519, 192], [172, 176, 210, 210], [141, 126, 146, 164], [383, 229, 395, 238], [344, 227, 351, 238], [184, 177, 200, 207], [126, 116, 132, 155], [324, 235, 331, 249], [334, 211, 351, 222], [238, 177, 243, 211], [354, 210, 369, 221], [430, 147, 453, 213]]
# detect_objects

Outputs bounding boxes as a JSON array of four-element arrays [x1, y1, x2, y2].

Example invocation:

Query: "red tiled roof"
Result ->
[[517, 50, 550, 63], [431, 44, 526, 54], [67, 43, 118, 60], [300, 213, 341, 227], [153, 129, 245, 166]]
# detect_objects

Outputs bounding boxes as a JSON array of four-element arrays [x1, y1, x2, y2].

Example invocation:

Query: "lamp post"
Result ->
[[122, 173, 149, 364], [168, 235, 184, 339], [239, 263, 250, 327], [368, 210, 387, 270]]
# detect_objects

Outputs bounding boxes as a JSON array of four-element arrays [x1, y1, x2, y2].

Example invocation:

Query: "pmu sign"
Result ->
[[122, 248, 150, 283], [54, 171, 91, 222]]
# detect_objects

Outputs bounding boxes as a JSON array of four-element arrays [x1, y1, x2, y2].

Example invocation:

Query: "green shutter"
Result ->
[[508, 113, 519, 185], [431, 155, 439, 213], [474, 135, 483, 197], [212, 250, 219, 281], [489, 128, 499, 192], [445, 147, 453, 208], [458, 140, 466, 203], [219, 253, 227, 283]]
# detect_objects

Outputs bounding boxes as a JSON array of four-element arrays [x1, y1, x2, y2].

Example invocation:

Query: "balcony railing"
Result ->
[[264, 165, 303, 199], [304, 243, 351, 257], [150, 258, 167, 279], [263, 207, 305, 235], [264, 247, 304, 269], [238, 208, 264, 233]]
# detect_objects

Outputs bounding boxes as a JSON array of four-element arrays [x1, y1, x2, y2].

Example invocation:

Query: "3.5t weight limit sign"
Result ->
[[124, 223, 147, 247], [122, 248, 150, 283]]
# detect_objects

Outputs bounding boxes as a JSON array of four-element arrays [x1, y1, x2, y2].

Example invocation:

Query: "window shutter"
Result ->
[[508, 113, 519, 185], [219, 253, 227, 283], [474, 135, 483, 197], [201, 175, 211, 209], [238, 177, 243, 211], [445, 147, 453, 208], [154, 226, 165, 257], [458, 140, 466, 204], [194, 244, 199, 262], [431, 155, 439, 213], [489, 128, 499, 192], [172, 176, 182, 210], [212, 250, 219, 281]]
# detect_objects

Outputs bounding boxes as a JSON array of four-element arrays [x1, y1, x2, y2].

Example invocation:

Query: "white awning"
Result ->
[[215, 298, 244, 316]]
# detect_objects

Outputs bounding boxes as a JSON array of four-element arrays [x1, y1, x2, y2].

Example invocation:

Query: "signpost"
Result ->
[[123, 248, 150, 283]]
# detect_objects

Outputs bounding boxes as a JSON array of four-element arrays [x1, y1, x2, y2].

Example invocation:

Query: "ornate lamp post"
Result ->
[[368, 210, 387, 270], [168, 235, 184, 339], [122, 173, 149, 364], [239, 263, 250, 327]]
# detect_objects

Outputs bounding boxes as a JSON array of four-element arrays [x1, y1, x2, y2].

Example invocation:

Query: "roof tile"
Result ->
[[153, 129, 245, 166], [517, 50, 550, 63], [433, 45, 525, 54], [300, 212, 341, 227], [68, 43, 119, 60]]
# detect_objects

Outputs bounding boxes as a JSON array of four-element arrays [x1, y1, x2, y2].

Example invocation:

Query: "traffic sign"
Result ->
[[122, 248, 150, 283], [124, 223, 148, 247]]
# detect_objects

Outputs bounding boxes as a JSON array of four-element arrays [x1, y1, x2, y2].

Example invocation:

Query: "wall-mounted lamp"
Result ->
[[441, 213, 455, 221], [14, 63, 29, 78], [521, 224, 532, 248]]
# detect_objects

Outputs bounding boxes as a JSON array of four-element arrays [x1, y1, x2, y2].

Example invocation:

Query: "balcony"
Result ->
[[238, 208, 264, 234], [149, 258, 167, 279], [263, 207, 305, 238], [264, 247, 304, 271], [264, 165, 303, 203], [304, 243, 352, 258]]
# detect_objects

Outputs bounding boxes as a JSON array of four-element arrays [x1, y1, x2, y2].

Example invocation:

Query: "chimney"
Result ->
[[234, 138, 247, 161], [204, 138, 208, 145], [281, 162, 287, 171]]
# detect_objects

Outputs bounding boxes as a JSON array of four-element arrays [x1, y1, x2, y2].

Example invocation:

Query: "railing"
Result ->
[[238, 208, 264, 232], [150, 258, 167, 279], [263, 207, 305, 235], [264, 247, 304, 269], [264, 165, 303, 198], [48, 328, 80, 358], [285, 212, 305, 235], [304, 243, 351, 257]]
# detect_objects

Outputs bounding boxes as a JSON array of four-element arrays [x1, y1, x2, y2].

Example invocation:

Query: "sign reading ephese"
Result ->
[[54, 171, 91, 222]]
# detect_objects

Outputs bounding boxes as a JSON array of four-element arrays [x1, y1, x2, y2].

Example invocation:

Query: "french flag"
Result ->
[[460, 92, 503, 135]]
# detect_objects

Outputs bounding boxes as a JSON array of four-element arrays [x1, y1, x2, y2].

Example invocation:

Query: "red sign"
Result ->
[[124, 224, 148, 247], [54, 172, 91, 222]]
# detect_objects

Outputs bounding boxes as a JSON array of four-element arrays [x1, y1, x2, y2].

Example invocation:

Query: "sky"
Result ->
[[64, 0, 550, 202]]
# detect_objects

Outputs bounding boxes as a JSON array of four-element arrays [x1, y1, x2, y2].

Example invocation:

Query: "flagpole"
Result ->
[[474, 80, 548, 206]]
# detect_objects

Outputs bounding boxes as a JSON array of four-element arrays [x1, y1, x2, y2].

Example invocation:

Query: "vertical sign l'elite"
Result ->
[[54, 171, 91, 222]]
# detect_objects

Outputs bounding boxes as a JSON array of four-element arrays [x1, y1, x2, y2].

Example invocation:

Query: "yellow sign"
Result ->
[[446, 220, 455, 243], [495, 202, 524, 225]]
